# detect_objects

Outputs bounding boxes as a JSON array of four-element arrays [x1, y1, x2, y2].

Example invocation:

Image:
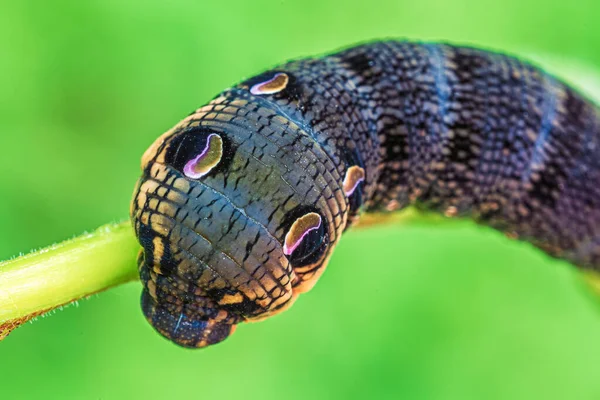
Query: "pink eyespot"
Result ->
[[250, 73, 289, 95], [183, 133, 223, 179], [342, 166, 365, 196], [283, 213, 322, 256]]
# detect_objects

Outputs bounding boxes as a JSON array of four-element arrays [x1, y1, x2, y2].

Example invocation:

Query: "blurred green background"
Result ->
[[2, 0, 600, 399]]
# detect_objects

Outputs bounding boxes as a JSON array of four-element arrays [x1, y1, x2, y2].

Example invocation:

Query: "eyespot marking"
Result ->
[[283, 212, 322, 256], [342, 166, 365, 196], [250, 73, 289, 95], [183, 133, 223, 179]]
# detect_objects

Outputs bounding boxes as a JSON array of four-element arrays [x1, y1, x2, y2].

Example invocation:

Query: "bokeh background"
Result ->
[[2, 1, 600, 399]]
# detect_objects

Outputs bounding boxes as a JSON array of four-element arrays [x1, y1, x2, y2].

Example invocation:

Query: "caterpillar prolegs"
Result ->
[[131, 41, 600, 348]]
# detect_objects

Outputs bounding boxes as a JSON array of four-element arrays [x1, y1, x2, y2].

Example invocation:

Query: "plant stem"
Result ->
[[0, 212, 425, 340], [0, 221, 140, 339], [1, 210, 600, 341]]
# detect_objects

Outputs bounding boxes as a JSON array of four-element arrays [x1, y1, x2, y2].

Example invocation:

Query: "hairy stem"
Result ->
[[0, 222, 140, 339], [1, 211, 600, 341], [0, 213, 425, 340]]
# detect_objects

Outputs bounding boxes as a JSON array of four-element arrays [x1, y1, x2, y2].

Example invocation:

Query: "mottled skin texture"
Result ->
[[131, 41, 600, 348]]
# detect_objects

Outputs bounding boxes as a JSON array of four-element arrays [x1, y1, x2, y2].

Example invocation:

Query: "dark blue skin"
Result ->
[[131, 41, 600, 348]]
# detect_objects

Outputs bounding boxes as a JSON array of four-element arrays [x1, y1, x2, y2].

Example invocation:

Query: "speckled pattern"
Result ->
[[131, 41, 600, 348]]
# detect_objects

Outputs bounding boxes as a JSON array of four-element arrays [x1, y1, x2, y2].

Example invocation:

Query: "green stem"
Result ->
[[0, 212, 425, 340], [1, 210, 600, 341], [0, 221, 140, 339]]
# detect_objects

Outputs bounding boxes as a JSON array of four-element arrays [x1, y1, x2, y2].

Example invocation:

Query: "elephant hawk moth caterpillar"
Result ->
[[131, 40, 600, 348]]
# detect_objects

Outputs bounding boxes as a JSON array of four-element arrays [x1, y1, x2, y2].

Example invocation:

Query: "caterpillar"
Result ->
[[131, 40, 600, 348]]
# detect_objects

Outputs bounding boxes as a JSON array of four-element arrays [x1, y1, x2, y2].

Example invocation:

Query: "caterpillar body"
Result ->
[[131, 41, 600, 348]]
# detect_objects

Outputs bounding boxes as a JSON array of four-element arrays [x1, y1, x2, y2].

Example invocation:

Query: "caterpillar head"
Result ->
[[130, 84, 356, 348]]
